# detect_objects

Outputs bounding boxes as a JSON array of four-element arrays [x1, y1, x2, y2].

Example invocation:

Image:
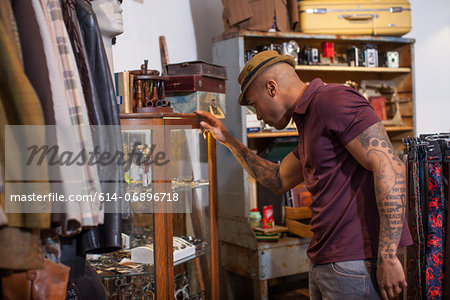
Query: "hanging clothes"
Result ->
[[425, 142, 446, 299], [61, 0, 103, 126], [31, 0, 104, 235], [404, 135, 449, 300], [0, 0, 51, 230], [76, 0, 126, 254]]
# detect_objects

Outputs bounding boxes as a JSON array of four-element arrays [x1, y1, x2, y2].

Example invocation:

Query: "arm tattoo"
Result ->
[[357, 122, 406, 262], [230, 143, 283, 193]]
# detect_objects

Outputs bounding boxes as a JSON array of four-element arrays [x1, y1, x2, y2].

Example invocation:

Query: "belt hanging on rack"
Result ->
[[424, 141, 445, 299]]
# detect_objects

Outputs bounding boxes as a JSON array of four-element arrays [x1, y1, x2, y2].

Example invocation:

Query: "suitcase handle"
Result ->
[[340, 14, 378, 21]]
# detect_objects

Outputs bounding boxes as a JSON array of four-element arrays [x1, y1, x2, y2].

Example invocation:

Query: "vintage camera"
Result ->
[[257, 43, 282, 54], [299, 46, 320, 65], [386, 51, 399, 68], [346, 46, 364, 67], [363, 44, 378, 67], [281, 41, 300, 64], [245, 50, 259, 62]]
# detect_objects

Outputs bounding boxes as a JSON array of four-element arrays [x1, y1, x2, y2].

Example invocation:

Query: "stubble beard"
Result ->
[[273, 105, 296, 130]]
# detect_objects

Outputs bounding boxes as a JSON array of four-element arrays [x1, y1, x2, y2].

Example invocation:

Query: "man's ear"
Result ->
[[266, 80, 277, 98]]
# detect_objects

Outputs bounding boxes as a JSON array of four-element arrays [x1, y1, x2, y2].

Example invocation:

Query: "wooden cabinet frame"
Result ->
[[120, 113, 219, 299]]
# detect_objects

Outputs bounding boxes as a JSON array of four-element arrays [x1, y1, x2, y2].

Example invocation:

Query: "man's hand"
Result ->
[[194, 110, 303, 193], [194, 110, 232, 145], [377, 256, 407, 299]]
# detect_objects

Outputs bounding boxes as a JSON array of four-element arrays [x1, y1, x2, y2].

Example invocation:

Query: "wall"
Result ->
[[113, 0, 223, 73], [114, 0, 450, 135], [405, 0, 450, 134], [112, 0, 198, 73]]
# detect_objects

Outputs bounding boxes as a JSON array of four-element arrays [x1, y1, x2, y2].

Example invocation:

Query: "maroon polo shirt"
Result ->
[[292, 78, 412, 264]]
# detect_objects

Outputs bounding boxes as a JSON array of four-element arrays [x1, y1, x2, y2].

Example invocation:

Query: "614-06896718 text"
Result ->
[[8, 192, 179, 202]]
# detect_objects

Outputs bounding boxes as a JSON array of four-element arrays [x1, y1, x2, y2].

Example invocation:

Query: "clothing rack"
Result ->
[[403, 133, 450, 300]]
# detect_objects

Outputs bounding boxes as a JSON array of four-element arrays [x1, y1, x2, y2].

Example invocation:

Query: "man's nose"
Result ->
[[256, 114, 263, 121]]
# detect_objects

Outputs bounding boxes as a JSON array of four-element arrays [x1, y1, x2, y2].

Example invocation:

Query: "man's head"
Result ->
[[238, 51, 304, 130]]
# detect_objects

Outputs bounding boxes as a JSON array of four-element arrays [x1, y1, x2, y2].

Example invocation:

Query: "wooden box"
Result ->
[[166, 75, 226, 94], [166, 61, 227, 80], [285, 206, 313, 238]]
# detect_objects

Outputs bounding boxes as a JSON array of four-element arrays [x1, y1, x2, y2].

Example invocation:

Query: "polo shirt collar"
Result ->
[[294, 78, 324, 114]]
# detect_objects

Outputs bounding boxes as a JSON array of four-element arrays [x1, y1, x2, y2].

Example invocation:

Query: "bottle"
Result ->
[[249, 208, 262, 228]]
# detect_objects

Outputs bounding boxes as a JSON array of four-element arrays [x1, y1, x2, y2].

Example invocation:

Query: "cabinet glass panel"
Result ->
[[88, 128, 157, 299], [170, 128, 211, 299]]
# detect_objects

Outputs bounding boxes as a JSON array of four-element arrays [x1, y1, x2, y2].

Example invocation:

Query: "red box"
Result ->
[[263, 205, 274, 229], [369, 96, 387, 120]]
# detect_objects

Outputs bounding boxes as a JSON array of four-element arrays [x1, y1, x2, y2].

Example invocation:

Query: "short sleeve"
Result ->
[[317, 86, 380, 146]]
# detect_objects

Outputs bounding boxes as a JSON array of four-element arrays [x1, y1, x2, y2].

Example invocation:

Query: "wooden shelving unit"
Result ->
[[295, 65, 411, 73], [247, 126, 414, 139]]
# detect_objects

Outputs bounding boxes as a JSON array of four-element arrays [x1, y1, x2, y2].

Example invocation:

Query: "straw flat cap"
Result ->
[[237, 50, 296, 105]]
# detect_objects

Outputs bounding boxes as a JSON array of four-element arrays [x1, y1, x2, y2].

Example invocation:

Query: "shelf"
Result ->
[[126, 179, 209, 193], [247, 131, 298, 138], [295, 65, 411, 73], [172, 179, 209, 193], [88, 241, 209, 279], [213, 30, 416, 44], [247, 126, 413, 139], [385, 126, 414, 132]]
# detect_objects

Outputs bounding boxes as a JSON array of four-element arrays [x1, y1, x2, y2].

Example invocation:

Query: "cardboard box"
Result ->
[[221, 0, 299, 33]]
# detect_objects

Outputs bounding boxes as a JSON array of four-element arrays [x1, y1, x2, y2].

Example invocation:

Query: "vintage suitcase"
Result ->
[[166, 61, 227, 80], [297, 0, 411, 36], [166, 75, 226, 94]]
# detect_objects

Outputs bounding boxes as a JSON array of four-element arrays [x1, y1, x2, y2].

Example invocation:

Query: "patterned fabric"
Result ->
[[32, 0, 71, 125], [425, 160, 446, 299], [444, 157, 450, 299], [39, 0, 103, 233]]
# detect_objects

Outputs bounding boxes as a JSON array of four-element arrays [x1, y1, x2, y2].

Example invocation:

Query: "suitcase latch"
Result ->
[[390, 7, 404, 13], [305, 8, 327, 14]]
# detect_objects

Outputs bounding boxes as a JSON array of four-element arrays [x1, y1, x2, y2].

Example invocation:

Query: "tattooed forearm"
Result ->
[[229, 142, 283, 193], [357, 122, 406, 262]]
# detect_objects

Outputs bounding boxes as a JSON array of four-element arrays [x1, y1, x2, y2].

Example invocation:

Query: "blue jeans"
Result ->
[[309, 259, 381, 300]]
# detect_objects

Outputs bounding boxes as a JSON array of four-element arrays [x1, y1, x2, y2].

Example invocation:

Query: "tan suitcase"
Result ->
[[297, 0, 411, 36]]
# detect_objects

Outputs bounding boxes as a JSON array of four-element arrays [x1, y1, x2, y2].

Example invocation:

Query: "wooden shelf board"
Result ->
[[247, 126, 413, 139], [295, 65, 410, 73], [213, 30, 416, 44], [247, 131, 298, 138], [385, 126, 414, 132]]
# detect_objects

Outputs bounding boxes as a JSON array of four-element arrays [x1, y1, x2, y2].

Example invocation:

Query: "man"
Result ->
[[195, 50, 412, 300]]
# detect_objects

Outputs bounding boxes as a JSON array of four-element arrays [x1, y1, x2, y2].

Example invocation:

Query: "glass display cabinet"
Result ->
[[90, 113, 218, 300]]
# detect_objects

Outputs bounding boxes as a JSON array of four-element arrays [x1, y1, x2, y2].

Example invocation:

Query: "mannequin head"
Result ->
[[91, 0, 124, 38]]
